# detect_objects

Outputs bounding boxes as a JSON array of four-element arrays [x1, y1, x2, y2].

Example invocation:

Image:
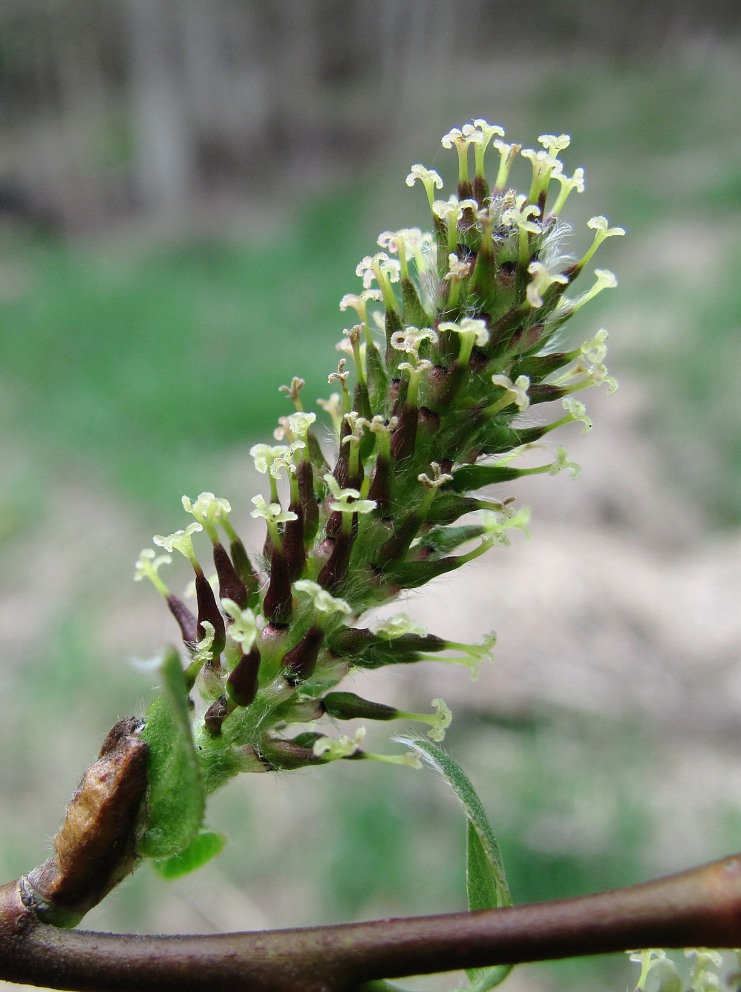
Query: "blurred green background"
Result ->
[[2, 3, 741, 990]]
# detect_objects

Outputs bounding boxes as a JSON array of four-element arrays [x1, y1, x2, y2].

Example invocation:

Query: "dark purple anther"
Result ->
[[195, 569, 226, 657], [262, 547, 292, 627], [213, 542, 248, 608], [227, 647, 261, 707], [166, 593, 198, 646], [281, 625, 325, 685]]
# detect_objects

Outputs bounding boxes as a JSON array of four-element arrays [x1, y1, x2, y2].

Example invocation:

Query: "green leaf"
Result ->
[[402, 737, 512, 992], [137, 649, 206, 859], [460, 964, 512, 992], [152, 830, 226, 880], [467, 821, 501, 911]]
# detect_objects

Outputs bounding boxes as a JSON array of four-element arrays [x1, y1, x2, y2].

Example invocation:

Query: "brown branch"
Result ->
[[1, 853, 741, 992]]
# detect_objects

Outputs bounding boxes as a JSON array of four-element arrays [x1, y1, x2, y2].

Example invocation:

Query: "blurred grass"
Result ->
[[2, 53, 741, 992], [0, 185, 373, 520]]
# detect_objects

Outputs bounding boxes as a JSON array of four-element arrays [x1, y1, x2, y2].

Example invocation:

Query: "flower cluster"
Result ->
[[629, 948, 741, 992], [135, 121, 622, 806]]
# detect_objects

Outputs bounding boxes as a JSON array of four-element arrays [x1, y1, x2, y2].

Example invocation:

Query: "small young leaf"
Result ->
[[152, 830, 226, 880], [137, 649, 206, 859], [464, 826, 512, 989], [467, 821, 501, 911], [402, 737, 512, 992], [460, 963, 512, 992]]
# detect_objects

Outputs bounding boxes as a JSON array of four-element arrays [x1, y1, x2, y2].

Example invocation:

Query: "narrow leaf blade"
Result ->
[[463, 822, 512, 990], [402, 737, 513, 991], [152, 830, 226, 880], [137, 649, 206, 859], [467, 821, 501, 912]]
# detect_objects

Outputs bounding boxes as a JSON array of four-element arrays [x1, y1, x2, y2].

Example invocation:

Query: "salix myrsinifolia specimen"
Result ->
[[6, 123, 741, 992], [127, 120, 623, 879], [27, 120, 625, 918]]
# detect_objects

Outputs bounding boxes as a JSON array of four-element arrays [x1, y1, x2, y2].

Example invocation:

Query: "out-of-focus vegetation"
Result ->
[[0, 188, 372, 512], [1, 5, 741, 991]]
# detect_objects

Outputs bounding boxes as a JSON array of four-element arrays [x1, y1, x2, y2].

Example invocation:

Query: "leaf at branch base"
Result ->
[[401, 737, 513, 992], [152, 830, 226, 879], [137, 649, 206, 859], [463, 823, 511, 990]]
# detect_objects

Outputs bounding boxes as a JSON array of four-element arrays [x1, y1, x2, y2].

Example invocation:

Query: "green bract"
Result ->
[[135, 120, 622, 862]]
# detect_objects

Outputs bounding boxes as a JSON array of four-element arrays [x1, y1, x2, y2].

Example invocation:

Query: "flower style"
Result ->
[[355, 252, 401, 292], [373, 614, 428, 638], [153, 522, 203, 564], [418, 462, 454, 489], [323, 473, 376, 516], [502, 193, 541, 234], [445, 253, 473, 281], [274, 411, 317, 446], [134, 548, 171, 596], [467, 119, 505, 174], [405, 164, 443, 208], [317, 392, 343, 433], [492, 137, 522, 189], [569, 268, 618, 312], [182, 492, 232, 542], [441, 126, 475, 183], [549, 446, 581, 478], [562, 397, 593, 434], [221, 599, 258, 651], [293, 579, 352, 617], [580, 328, 609, 364], [390, 326, 438, 357], [278, 376, 305, 409], [490, 373, 531, 413], [526, 261, 569, 308], [250, 494, 297, 525], [250, 443, 303, 480], [438, 317, 488, 347], [550, 166, 586, 214]]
